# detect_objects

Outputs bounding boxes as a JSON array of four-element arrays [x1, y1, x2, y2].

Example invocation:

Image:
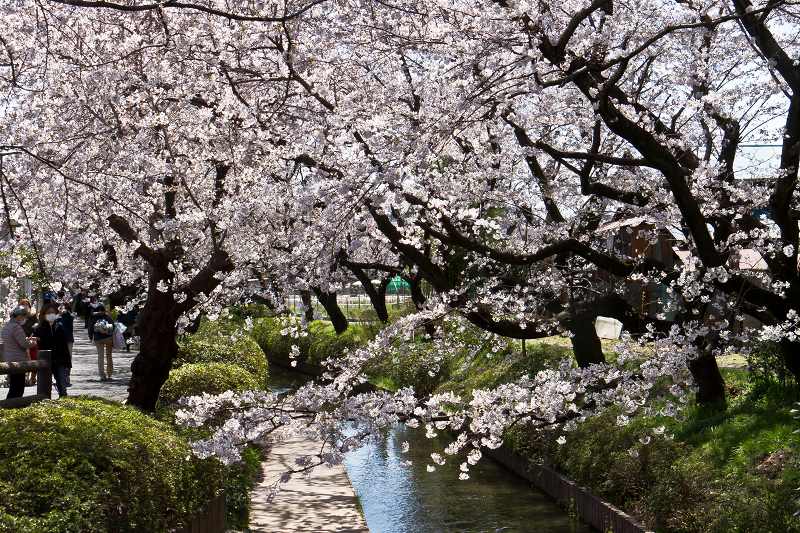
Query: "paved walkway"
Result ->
[[66, 322, 135, 401], [249, 437, 369, 532]]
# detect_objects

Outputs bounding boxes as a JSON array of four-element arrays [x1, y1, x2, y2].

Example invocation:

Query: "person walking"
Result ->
[[85, 295, 101, 336], [34, 303, 70, 398], [90, 304, 115, 381], [58, 302, 75, 386], [1, 306, 37, 400], [17, 298, 38, 385]]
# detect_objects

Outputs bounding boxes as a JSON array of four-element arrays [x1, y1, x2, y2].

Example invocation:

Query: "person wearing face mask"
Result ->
[[17, 298, 37, 336], [33, 303, 70, 398], [1, 306, 38, 399], [16, 298, 38, 386]]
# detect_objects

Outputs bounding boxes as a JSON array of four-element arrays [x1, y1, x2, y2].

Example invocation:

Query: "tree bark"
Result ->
[[342, 259, 390, 322], [313, 288, 348, 334], [355, 271, 390, 323], [300, 290, 314, 322], [779, 339, 800, 380], [126, 287, 178, 411], [566, 314, 606, 367], [688, 349, 726, 407]]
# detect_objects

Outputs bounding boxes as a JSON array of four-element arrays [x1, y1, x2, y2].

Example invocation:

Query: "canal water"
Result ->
[[344, 425, 591, 533], [270, 368, 590, 533]]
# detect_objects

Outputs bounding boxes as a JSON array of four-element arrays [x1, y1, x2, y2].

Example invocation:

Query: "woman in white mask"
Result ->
[[33, 303, 70, 397]]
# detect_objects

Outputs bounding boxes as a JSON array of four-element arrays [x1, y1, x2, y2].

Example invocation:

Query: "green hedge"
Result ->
[[0, 397, 223, 533], [252, 317, 372, 370], [176, 327, 268, 386], [505, 381, 800, 533], [159, 362, 261, 406]]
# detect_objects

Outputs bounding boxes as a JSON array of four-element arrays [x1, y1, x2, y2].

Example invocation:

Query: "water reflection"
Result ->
[[267, 368, 590, 533], [344, 425, 591, 533]]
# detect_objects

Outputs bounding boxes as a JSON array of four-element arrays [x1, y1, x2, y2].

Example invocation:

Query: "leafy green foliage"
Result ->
[[158, 362, 261, 406], [176, 325, 268, 386], [0, 397, 223, 533], [368, 323, 569, 396], [508, 371, 800, 533], [746, 340, 795, 390], [252, 317, 373, 371]]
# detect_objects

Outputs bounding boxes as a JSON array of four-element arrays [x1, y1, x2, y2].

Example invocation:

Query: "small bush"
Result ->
[[251, 317, 308, 365], [159, 362, 261, 406], [223, 304, 274, 323], [252, 317, 372, 371], [154, 357, 265, 531], [0, 397, 223, 533], [307, 322, 371, 364], [747, 340, 794, 390], [176, 329, 268, 386]]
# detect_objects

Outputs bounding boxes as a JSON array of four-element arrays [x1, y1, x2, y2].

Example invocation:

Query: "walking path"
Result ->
[[66, 322, 135, 401], [249, 437, 369, 532]]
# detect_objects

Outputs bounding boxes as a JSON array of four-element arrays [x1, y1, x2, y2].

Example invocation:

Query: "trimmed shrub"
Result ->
[[307, 322, 371, 364], [251, 317, 311, 366], [176, 329, 268, 386], [158, 362, 261, 406], [252, 317, 372, 371], [154, 358, 264, 531], [0, 397, 223, 533]]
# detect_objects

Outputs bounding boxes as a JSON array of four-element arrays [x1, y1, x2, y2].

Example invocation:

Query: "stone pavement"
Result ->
[[249, 437, 369, 533], [65, 322, 135, 401]]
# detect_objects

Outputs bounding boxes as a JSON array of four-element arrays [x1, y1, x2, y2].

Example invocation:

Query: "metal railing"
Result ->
[[0, 349, 52, 408]]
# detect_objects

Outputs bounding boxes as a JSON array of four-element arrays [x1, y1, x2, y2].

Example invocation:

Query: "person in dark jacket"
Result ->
[[33, 303, 70, 398], [85, 295, 101, 335], [72, 290, 85, 317], [90, 304, 115, 381], [57, 303, 75, 386]]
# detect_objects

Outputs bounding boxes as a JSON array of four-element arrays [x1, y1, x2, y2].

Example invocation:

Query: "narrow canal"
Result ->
[[344, 425, 591, 533], [270, 369, 590, 533]]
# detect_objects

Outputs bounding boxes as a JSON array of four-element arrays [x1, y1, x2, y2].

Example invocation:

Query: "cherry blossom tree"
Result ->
[[0, 0, 797, 473]]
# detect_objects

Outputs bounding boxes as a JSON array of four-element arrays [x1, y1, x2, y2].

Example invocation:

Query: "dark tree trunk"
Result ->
[[300, 290, 314, 322], [407, 274, 426, 310], [688, 349, 726, 407], [406, 274, 436, 337], [355, 272, 390, 323], [779, 339, 800, 380], [563, 313, 605, 367], [313, 288, 349, 334], [126, 288, 178, 411], [343, 261, 390, 323]]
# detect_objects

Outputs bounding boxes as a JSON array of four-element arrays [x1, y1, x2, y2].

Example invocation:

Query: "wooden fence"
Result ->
[[0, 349, 52, 408], [177, 493, 226, 533], [488, 445, 653, 533]]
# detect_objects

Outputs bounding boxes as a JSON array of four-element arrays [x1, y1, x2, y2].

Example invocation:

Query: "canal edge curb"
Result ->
[[485, 445, 654, 533]]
